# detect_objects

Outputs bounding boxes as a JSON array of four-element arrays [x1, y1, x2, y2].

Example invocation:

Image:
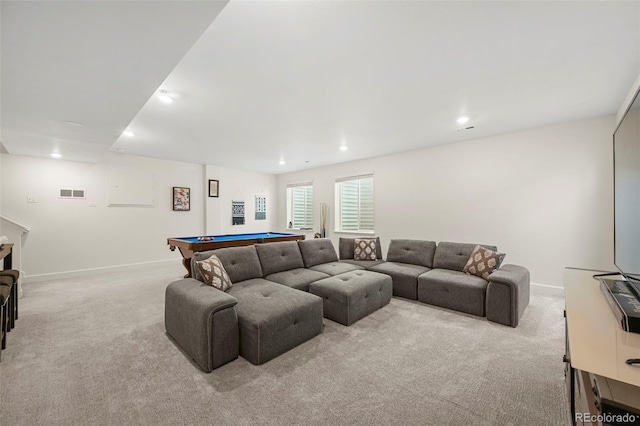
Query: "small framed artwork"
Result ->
[[173, 187, 190, 211], [208, 180, 219, 198], [232, 200, 245, 225], [255, 196, 266, 220]]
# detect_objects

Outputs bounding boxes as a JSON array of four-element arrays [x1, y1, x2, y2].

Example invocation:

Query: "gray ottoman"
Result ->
[[309, 270, 392, 326], [228, 278, 324, 365]]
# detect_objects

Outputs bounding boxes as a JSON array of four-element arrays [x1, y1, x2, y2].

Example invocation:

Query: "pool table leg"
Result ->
[[177, 248, 194, 278], [182, 258, 192, 278]]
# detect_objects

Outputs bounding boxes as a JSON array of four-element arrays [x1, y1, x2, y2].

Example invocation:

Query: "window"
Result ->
[[286, 183, 314, 229], [335, 174, 374, 233]]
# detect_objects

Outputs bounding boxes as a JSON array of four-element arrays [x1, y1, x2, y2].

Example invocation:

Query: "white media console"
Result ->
[[563, 268, 640, 425]]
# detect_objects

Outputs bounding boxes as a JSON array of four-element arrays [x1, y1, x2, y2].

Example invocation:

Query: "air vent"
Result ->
[[60, 189, 85, 199], [456, 126, 476, 132]]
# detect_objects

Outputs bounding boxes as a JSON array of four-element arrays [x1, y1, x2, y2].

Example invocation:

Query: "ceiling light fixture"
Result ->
[[50, 152, 62, 159], [157, 89, 174, 104], [339, 145, 348, 152], [122, 130, 135, 138], [66, 121, 83, 126], [457, 116, 470, 125], [279, 159, 286, 165]]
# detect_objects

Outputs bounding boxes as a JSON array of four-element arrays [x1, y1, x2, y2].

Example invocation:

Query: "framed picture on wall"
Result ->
[[208, 180, 219, 198], [232, 200, 245, 225], [255, 196, 266, 220], [173, 187, 190, 211]]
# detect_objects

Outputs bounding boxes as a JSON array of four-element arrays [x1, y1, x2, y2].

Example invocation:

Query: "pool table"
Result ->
[[168, 232, 305, 278]]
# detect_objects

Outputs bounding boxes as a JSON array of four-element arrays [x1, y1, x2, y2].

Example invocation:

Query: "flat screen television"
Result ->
[[614, 85, 640, 298]]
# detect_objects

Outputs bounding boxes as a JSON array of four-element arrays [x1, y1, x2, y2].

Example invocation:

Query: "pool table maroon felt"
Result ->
[[168, 232, 305, 278]]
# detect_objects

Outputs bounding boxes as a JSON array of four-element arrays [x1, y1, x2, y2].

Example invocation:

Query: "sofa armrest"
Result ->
[[489, 264, 529, 287], [165, 278, 239, 372], [486, 264, 530, 327]]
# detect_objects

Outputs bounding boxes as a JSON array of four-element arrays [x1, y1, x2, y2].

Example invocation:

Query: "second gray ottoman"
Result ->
[[309, 270, 392, 326]]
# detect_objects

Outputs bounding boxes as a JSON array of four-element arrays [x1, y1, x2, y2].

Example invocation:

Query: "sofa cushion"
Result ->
[[386, 239, 436, 268], [368, 261, 430, 300], [265, 268, 330, 292], [433, 242, 498, 272], [417, 269, 489, 317], [310, 261, 364, 276], [463, 245, 506, 280], [298, 239, 339, 268], [339, 237, 382, 260], [195, 254, 233, 292], [227, 278, 323, 365], [354, 238, 377, 260], [193, 246, 263, 284], [255, 241, 305, 276]]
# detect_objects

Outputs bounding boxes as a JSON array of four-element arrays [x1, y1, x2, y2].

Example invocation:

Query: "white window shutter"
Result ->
[[288, 184, 314, 229], [336, 175, 374, 232]]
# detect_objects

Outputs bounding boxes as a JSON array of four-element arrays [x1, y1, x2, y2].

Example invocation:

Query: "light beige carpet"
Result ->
[[0, 262, 570, 425]]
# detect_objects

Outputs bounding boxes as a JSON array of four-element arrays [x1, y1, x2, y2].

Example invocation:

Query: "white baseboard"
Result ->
[[23, 258, 181, 283], [531, 282, 564, 297]]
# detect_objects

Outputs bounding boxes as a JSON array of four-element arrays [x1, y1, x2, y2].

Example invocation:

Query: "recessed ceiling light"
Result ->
[[50, 152, 62, 159], [66, 121, 83, 126], [122, 130, 135, 138], [157, 89, 174, 104], [279, 159, 286, 165], [339, 145, 348, 152], [457, 116, 470, 125]]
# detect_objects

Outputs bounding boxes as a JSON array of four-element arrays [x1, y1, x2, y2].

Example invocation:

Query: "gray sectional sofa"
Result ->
[[344, 238, 530, 326], [165, 239, 393, 372], [165, 237, 529, 372]]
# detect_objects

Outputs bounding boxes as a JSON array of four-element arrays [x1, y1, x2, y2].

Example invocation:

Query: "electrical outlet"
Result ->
[[27, 196, 37, 203]]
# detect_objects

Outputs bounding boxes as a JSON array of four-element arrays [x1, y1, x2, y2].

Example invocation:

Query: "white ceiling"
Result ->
[[0, 0, 228, 162], [2, 1, 640, 174]]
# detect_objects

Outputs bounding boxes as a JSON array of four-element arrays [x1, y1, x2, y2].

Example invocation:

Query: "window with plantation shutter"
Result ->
[[335, 174, 374, 233], [286, 183, 314, 229]]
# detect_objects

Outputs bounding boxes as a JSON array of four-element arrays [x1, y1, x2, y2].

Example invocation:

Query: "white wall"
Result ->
[[0, 153, 204, 277], [0, 152, 278, 279], [1, 115, 615, 286], [205, 165, 278, 234], [277, 115, 616, 288]]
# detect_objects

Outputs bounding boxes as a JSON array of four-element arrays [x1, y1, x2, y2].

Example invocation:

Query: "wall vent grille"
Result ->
[[60, 189, 85, 199]]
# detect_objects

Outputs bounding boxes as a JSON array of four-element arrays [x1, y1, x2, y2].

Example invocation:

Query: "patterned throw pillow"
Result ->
[[196, 254, 233, 292], [354, 238, 377, 261], [463, 245, 506, 280]]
